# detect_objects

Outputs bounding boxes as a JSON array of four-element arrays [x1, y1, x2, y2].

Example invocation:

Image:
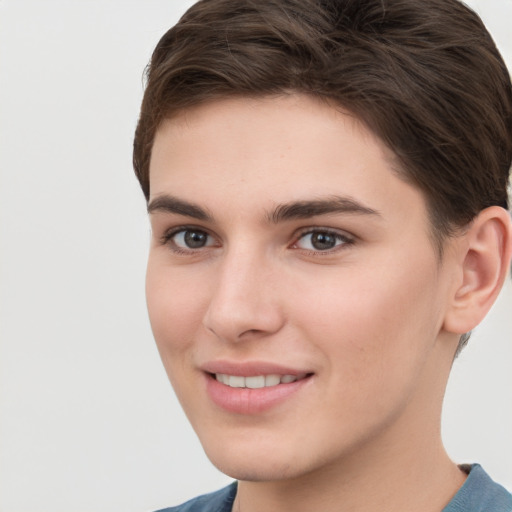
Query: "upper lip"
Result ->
[[200, 360, 312, 377]]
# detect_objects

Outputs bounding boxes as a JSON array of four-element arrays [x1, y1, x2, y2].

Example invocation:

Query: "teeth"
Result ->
[[215, 373, 307, 388], [228, 375, 245, 388], [245, 376, 265, 389], [265, 374, 281, 387]]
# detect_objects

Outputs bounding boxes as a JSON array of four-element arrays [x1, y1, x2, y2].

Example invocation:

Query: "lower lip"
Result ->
[[205, 374, 312, 414]]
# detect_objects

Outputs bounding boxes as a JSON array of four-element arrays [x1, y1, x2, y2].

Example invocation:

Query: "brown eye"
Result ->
[[295, 230, 352, 251], [310, 232, 337, 250], [172, 229, 214, 249]]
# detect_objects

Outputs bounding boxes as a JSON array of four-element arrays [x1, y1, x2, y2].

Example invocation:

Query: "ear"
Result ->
[[443, 206, 512, 335]]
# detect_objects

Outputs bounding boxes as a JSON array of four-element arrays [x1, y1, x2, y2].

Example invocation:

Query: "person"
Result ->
[[132, 0, 512, 510]]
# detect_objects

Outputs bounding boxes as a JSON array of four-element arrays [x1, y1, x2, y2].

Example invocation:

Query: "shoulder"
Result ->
[[154, 482, 237, 512], [443, 464, 512, 512]]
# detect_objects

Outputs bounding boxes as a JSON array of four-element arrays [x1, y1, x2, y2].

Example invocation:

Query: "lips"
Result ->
[[202, 361, 313, 414]]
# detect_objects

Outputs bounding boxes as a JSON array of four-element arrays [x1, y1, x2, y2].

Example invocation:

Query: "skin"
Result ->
[[146, 95, 471, 512]]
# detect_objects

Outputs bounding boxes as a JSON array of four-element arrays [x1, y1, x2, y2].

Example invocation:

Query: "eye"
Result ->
[[165, 228, 217, 250], [294, 229, 352, 252]]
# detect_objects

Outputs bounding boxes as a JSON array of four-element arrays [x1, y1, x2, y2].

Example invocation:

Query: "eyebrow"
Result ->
[[147, 194, 381, 223], [268, 196, 381, 223], [147, 195, 212, 221]]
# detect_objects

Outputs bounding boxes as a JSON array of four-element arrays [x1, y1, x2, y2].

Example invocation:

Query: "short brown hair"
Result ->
[[133, 0, 512, 244]]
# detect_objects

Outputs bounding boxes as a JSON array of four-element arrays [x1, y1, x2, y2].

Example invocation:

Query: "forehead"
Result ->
[[149, 94, 427, 226]]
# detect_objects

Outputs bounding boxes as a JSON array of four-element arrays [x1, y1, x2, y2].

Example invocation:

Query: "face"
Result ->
[[146, 95, 459, 482]]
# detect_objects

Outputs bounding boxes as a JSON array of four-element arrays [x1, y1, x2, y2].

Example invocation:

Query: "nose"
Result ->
[[202, 246, 285, 343]]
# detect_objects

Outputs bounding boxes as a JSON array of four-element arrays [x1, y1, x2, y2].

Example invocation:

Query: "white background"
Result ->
[[0, 1, 511, 511]]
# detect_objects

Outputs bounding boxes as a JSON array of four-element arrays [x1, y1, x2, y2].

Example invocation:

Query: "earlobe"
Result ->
[[443, 206, 512, 335]]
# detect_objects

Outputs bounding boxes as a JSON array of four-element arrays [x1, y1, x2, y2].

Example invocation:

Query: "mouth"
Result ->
[[212, 373, 309, 388], [203, 367, 314, 414]]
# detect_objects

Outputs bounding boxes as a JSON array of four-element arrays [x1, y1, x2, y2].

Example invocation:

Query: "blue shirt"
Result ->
[[443, 465, 511, 512], [156, 464, 512, 512]]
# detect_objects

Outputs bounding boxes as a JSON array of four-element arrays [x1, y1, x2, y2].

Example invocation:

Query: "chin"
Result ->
[[197, 430, 298, 481], [206, 452, 304, 482], [199, 431, 348, 484]]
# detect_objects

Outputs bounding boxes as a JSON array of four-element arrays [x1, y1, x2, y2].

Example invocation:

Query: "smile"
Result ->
[[206, 371, 313, 414], [215, 373, 308, 388]]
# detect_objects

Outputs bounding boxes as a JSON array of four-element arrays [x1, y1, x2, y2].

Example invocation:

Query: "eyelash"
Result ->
[[160, 225, 217, 255], [159, 226, 355, 256], [291, 227, 355, 255]]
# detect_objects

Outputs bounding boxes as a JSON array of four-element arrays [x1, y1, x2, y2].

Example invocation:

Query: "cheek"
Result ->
[[292, 254, 443, 384], [145, 260, 209, 356], [289, 265, 443, 438]]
